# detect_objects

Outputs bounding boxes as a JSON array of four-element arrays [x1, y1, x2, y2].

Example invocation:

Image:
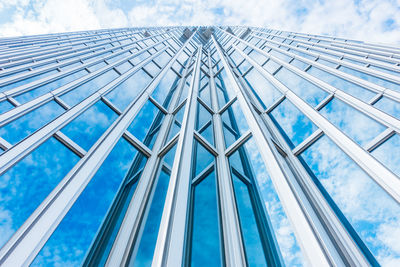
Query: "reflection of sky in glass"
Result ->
[[131, 148, 176, 266], [0, 100, 64, 144], [0, 137, 79, 248], [196, 102, 211, 130], [301, 136, 400, 265], [61, 100, 118, 151], [339, 66, 400, 92], [60, 69, 119, 106], [306, 66, 375, 102], [244, 68, 282, 109], [241, 138, 304, 266], [151, 69, 180, 108], [371, 134, 400, 177], [270, 99, 318, 148], [320, 98, 386, 146], [190, 171, 222, 267], [373, 96, 400, 119], [221, 101, 249, 148], [32, 138, 140, 266], [231, 172, 268, 266], [106, 69, 152, 112], [14, 69, 89, 104], [0, 100, 14, 115], [274, 67, 328, 107], [0, 69, 58, 93], [193, 140, 214, 177], [127, 99, 164, 149]]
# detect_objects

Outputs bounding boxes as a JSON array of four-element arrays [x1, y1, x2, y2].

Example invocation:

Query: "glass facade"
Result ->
[[0, 26, 399, 266]]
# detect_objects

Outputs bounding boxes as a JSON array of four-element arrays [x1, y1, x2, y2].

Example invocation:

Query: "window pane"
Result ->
[[231, 172, 267, 266], [14, 70, 88, 104], [301, 136, 400, 263], [373, 96, 400, 119], [320, 98, 386, 146], [0, 101, 64, 144], [306, 66, 375, 102], [32, 138, 142, 266], [274, 67, 328, 107], [130, 146, 177, 266], [270, 99, 318, 148], [0, 138, 79, 248], [60, 101, 118, 151], [106, 69, 152, 112], [190, 171, 222, 266], [371, 134, 400, 177], [151, 69, 180, 108], [60, 69, 119, 106], [244, 68, 282, 109], [127, 100, 164, 149]]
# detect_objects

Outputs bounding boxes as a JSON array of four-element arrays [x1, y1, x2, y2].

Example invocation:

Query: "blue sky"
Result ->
[[0, 0, 400, 44]]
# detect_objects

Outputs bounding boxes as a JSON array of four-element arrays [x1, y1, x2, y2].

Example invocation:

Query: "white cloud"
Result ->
[[0, 0, 399, 44]]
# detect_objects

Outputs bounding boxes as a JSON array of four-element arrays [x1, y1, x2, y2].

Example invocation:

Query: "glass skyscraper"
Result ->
[[0, 26, 399, 266]]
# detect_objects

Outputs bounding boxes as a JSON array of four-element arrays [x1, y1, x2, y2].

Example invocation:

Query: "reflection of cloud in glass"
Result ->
[[0, 137, 79, 248], [371, 134, 400, 177], [301, 135, 400, 264], [274, 67, 328, 107], [243, 138, 304, 266], [106, 69, 152, 111], [32, 138, 140, 266], [60, 69, 119, 107], [61, 100, 118, 151], [14, 69, 88, 104], [270, 99, 318, 148], [306, 66, 375, 102], [0, 100, 65, 144], [373, 96, 400, 120], [320, 98, 386, 146], [244, 68, 282, 109]]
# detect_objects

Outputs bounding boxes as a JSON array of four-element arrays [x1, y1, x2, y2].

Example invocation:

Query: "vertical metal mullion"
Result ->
[[208, 51, 247, 267], [211, 34, 333, 266], [104, 46, 196, 266], [152, 44, 201, 267]]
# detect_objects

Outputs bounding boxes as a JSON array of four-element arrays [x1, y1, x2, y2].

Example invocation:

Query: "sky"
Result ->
[[0, 0, 400, 44]]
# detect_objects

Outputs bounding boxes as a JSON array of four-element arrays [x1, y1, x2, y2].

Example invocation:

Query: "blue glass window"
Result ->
[[189, 171, 222, 267], [0, 101, 64, 144], [242, 138, 304, 266], [0, 100, 14, 115], [106, 69, 152, 112], [339, 66, 400, 92], [60, 101, 118, 151], [231, 170, 267, 266], [0, 138, 79, 248], [130, 145, 176, 265], [300, 136, 400, 263], [320, 98, 386, 146], [14, 69, 89, 104], [221, 101, 249, 148], [60, 69, 119, 106], [274, 67, 329, 107], [32, 138, 142, 266], [151, 69, 180, 108], [270, 99, 318, 148], [306, 66, 375, 102], [127, 100, 165, 149], [371, 134, 400, 177], [0, 69, 58, 93], [373, 96, 400, 119], [244, 68, 282, 109]]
